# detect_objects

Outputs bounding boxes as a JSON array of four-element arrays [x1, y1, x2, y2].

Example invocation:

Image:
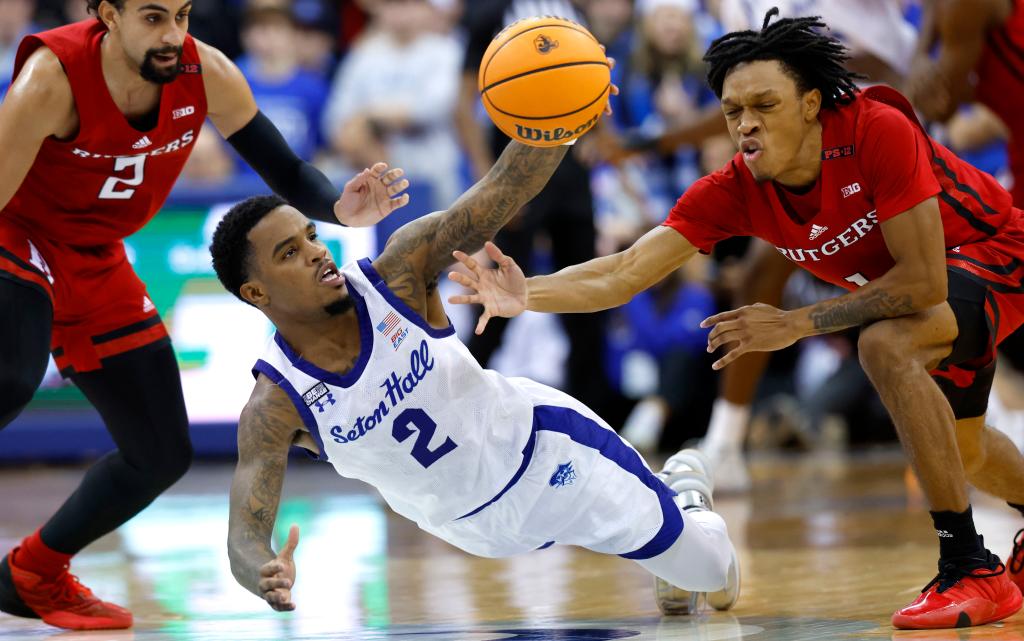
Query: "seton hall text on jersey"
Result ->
[[329, 339, 435, 445], [70, 130, 196, 160], [775, 210, 879, 263]]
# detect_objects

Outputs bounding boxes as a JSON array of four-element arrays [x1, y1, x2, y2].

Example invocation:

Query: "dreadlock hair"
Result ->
[[703, 7, 863, 109], [210, 195, 288, 305]]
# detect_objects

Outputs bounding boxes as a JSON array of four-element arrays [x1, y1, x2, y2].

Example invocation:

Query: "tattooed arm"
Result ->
[[703, 198, 948, 370], [228, 376, 301, 609], [371, 140, 569, 316]]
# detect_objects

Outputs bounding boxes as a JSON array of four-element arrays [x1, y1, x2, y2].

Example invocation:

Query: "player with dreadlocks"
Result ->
[[452, 8, 1024, 629]]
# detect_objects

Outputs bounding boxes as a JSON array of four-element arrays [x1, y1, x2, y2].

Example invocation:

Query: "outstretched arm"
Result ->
[[228, 377, 302, 611], [449, 226, 698, 333], [372, 140, 570, 313]]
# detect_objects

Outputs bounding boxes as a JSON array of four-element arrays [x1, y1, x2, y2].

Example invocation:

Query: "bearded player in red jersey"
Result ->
[[0, 0, 409, 631], [453, 10, 1024, 630]]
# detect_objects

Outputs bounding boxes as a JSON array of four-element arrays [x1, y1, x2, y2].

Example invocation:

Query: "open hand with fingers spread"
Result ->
[[259, 525, 300, 612], [448, 242, 527, 335], [334, 162, 411, 227], [701, 303, 802, 370]]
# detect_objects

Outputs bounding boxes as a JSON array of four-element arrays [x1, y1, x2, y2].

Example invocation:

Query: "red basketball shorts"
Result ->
[[0, 217, 168, 375], [934, 209, 1024, 418]]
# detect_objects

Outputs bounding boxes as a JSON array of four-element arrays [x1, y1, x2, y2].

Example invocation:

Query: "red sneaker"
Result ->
[[0, 548, 132, 630], [892, 550, 1023, 629], [1010, 528, 1024, 594]]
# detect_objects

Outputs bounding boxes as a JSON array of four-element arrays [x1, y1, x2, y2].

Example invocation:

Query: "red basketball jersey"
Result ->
[[664, 87, 1019, 291], [4, 20, 208, 246], [976, 0, 1024, 205]]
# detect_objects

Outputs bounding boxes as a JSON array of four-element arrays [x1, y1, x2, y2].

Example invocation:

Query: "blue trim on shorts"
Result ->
[[531, 405, 683, 560], [357, 258, 456, 338], [252, 359, 330, 463], [456, 423, 539, 520]]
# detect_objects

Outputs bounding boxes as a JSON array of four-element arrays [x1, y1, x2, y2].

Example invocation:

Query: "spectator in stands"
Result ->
[[0, 0, 36, 98], [235, 0, 330, 179], [292, 0, 338, 77], [323, 0, 462, 211]]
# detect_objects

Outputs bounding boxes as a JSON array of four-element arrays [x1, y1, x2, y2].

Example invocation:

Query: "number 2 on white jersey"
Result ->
[[99, 155, 146, 200]]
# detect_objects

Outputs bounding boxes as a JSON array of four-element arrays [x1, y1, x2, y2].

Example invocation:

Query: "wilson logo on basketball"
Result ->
[[515, 113, 600, 143], [534, 34, 558, 54]]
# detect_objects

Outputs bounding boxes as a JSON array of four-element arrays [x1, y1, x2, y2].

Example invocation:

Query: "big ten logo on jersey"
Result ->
[[841, 182, 862, 198], [329, 340, 435, 444], [302, 382, 335, 414], [376, 311, 409, 351]]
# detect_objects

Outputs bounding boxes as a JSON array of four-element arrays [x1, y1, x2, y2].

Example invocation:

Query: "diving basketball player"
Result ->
[[211, 138, 740, 617]]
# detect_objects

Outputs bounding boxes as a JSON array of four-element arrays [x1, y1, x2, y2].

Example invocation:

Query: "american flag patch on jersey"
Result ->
[[377, 311, 401, 336]]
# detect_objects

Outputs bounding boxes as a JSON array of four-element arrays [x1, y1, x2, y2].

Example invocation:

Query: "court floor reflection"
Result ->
[[1, 450, 1023, 640]]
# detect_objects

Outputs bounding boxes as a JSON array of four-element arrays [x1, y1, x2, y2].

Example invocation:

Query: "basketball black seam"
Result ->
[[480, 21, 600, 88], [481, 60, 610, 93], [484, 83, 610, 121]]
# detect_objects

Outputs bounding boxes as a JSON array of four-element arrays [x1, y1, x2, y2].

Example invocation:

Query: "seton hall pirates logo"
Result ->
[[534, 34, 559, 54], [302, 382, 335, 414], [549, 461, 577, 487]]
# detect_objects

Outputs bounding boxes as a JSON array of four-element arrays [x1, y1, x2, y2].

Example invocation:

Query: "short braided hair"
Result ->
[[704, 7, 863, 109]]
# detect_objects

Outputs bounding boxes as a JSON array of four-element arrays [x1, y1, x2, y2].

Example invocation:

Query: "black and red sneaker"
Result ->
[[892, 549, 1022, 629], [0, 548, 132, 630], [1009, 528, 1024, 595]]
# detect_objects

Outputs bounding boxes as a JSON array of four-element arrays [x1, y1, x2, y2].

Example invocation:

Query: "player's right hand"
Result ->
[[259, 525, 300, 612], [448, 242, 527, 334]]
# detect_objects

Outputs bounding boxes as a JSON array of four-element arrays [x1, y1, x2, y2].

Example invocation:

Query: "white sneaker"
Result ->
[[701, 444, 751, 494], [653, 449, 715, 615]]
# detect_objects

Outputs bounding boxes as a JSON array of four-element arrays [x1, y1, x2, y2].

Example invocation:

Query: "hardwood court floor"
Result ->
[[2, 450, 1024, 640]]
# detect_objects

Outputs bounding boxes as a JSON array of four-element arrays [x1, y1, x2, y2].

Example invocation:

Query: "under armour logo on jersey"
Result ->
[[132, 136, 152, 150], [549, 461, 577, 487], [841, 182, 862, 198], [808, 224, 829, 240], [314, 393, 336, 413]]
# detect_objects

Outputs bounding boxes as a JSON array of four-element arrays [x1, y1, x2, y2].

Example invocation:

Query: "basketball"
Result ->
[[478, 17, 611, 147]]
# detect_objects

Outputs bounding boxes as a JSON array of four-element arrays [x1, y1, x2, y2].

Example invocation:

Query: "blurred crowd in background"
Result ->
[[1, 0, 1019, 457]]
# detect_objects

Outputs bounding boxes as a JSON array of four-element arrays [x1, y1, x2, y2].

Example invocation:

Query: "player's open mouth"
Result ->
[[740, 138, 763, 162], [318, 262, 343, 286]]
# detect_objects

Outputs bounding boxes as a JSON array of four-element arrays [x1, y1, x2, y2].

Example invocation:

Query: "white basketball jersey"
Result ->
[[253, 259, 537, 529]]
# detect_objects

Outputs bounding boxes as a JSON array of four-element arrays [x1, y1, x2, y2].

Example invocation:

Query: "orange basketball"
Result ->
[[479, 17, 610, 147]]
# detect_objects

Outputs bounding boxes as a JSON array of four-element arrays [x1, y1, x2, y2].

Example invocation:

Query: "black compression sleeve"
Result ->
[[226, 111, 342, 224]]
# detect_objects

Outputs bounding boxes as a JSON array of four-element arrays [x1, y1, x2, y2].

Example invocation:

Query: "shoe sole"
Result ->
[[0, 554, 40, 619]]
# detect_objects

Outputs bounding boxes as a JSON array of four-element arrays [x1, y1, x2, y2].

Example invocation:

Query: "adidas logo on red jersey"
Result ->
[[808, 224, 829, 240], [132, 136, 152, 150]]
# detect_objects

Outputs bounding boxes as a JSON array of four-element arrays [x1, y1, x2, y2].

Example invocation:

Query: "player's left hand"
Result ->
[[334, 162, 410, 227], [258, 524, 300, 612], [701, 303, 801, 370]]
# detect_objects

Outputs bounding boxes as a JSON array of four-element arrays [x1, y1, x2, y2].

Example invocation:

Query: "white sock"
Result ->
[[703, 399, 750, 452], [634, 508, 734, 591]]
